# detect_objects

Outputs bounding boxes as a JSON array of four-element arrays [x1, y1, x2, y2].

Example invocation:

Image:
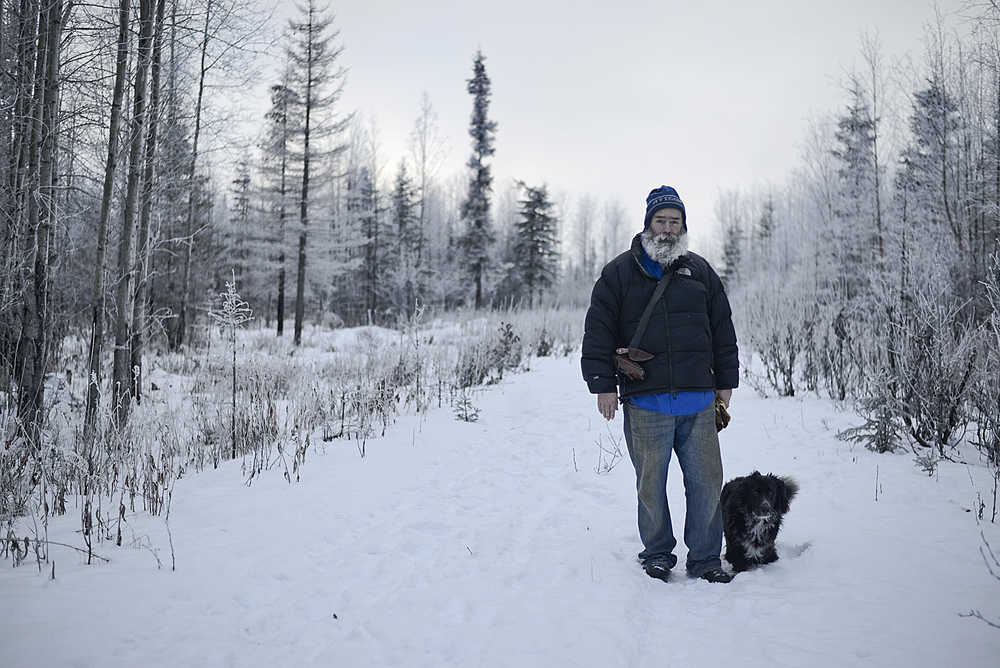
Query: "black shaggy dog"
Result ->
[[720, 471, 799, 572]]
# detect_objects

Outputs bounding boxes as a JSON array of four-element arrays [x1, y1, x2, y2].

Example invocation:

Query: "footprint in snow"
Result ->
[[779, 541, 812, 559]]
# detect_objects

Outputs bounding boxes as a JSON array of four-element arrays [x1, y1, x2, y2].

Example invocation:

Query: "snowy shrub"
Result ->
[[209, 275, 254, 462], [737, 278, 815, 397], [838, 288, 906, 453], [235, 380, 281, 483], [388, 352, 420, 386], [894, 293, 978, 456], [535, 327, 554, 357], [191, 401, 225, 470], [0, 420, 34, 520], [490, 321, 522, 380], [815, 304, 858, 402], [452, 321, 520, 388], [970, 254, 1000, 522], [971, 331, 1000, 471], [454, 339, 493, 389], [839, 380, 905, 454], [972, 253, 1000, 470]]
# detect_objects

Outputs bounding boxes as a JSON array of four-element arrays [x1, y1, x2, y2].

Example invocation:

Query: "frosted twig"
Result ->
[[959, 609, 1000, 629], [7, 537, 110, 563]]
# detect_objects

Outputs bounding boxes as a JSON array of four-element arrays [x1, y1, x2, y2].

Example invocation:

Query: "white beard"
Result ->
[[641, 229, 688, 268]]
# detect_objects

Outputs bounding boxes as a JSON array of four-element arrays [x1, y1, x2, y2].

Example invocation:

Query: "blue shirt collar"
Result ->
[[640, 245, 664, 279]]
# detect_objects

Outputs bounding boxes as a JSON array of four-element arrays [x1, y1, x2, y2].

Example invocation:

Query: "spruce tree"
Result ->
[[513, 183, 559, 305], [390, 163, 419, 317], [720, 220, 744, 291], [460, 50, 497, 308], [899, 76, 960, 247], [829, 81, 877, 300], [336, 162, 373, 323], [359, 167, 382, 321], [756, 193, 775, 250], [716, 191, 744, 291], [229, 159, 252, 285]]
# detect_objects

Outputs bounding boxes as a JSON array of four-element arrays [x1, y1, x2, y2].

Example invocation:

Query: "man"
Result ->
[[581, 185, 739, 584]]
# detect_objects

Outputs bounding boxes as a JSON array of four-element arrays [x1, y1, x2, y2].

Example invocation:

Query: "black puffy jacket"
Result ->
[[581, 234, 739, 398]]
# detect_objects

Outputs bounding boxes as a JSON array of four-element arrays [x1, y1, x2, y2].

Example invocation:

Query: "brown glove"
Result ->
[[715, 398, 731, 432], [613, 347, 654, 382]]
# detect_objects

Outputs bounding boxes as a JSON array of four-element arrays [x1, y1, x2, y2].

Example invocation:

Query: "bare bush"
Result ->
[[959, 530, 1000, 629], [895, 293, 978, 457], [838, 287, 906, 454], [595, 426, 624, 475], [972, 254, 1000, 470], [737, 279, 815, 397]]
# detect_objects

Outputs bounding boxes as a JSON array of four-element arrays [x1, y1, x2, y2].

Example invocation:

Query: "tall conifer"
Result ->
[[460, 50, 497, 308], [286, 0, 350, 344]]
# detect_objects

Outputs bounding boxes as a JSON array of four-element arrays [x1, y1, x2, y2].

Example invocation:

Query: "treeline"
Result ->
[[717, 13, 1000, 481], [0, 0, 634, 447], [2, 0, 275, 440]]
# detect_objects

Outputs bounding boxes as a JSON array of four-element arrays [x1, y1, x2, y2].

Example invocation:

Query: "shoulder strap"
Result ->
[[629, 272, 672, 350]]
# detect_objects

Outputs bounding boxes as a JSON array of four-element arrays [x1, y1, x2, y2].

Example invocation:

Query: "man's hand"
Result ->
[[716, 389, 732, 408], [598, 392, 618, 420]]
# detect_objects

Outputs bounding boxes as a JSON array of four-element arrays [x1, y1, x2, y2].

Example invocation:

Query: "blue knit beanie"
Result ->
[[644, 185, 686, 230]]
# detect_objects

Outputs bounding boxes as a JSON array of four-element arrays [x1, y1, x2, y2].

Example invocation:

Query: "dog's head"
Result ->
[[741, 471, 798, 515]]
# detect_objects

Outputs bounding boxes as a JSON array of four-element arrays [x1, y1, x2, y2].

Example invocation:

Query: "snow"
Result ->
[[3, 354, 999, 667]]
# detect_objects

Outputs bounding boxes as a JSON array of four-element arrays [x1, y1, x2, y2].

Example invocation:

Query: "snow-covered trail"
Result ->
[[3, 354, 1000, 667]]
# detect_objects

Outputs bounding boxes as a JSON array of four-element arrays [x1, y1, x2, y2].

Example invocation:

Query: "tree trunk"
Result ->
[[111, 0, 154, 428], [16, 0, 44, 441], [129, 0, 166, 405], [868, 48, 884, 265], [995, 61, 1000, 254], [275, 84, 289, 337], [277, 257, 285, 335], [84, 0, 130, 439], [10, 0, 38, 221], [2, 0, 36, 388], [17, 0, 63, 443], [293, 6, 313, 346], [176, 0, 211, 350], [474, 261, 482, 309], [371, 193, 378, 319]]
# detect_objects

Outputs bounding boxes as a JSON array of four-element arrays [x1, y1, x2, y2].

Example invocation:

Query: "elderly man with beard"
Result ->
[[581, 185, 739, 584]]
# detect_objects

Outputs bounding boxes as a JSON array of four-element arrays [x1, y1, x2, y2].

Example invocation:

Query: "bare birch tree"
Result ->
[[110, 0, 154, 428], [129, 0, 167, 404], [17, 0, 67, 442], [83, 0, 130, 438], [174, 0, 212, 350]]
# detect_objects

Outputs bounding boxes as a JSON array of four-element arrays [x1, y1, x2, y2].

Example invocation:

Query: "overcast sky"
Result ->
[[264, 0, 969, 250]]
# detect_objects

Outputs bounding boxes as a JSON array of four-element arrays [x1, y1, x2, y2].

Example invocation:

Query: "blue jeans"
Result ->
[[623, 400, 723, 576]]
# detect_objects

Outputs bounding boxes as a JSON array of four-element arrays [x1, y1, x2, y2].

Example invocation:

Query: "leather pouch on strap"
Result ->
[[613, 347, 654, 381], [612, 272, 672, 383]]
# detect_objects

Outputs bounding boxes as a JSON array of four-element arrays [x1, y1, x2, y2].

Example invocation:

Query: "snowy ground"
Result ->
[[3, 354, 1000, 667]]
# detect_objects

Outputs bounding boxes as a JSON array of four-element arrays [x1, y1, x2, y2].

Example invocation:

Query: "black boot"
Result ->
[[643, 562, 671, 582], [699, 568, 734, 583]]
